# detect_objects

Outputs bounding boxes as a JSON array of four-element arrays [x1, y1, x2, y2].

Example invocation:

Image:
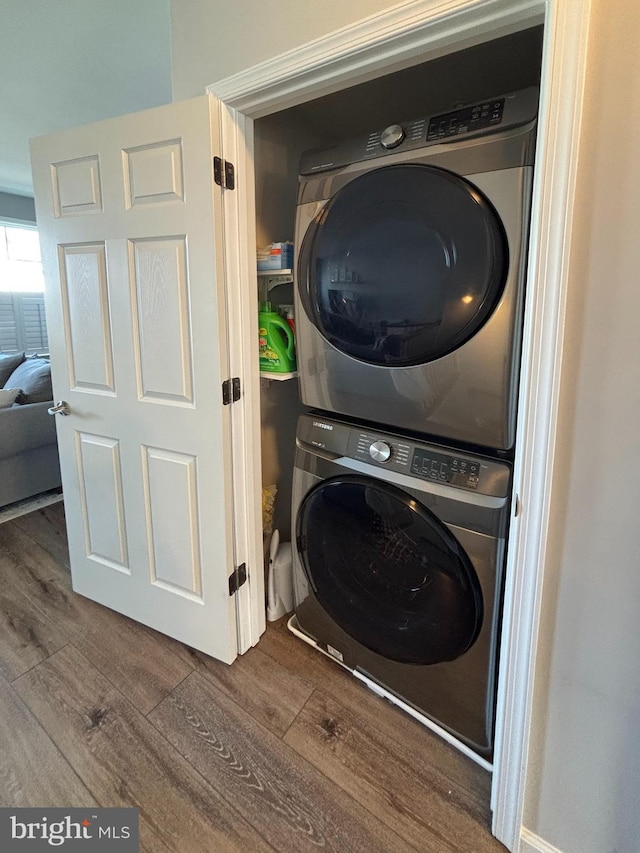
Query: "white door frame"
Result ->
[[208, 0, 592, 849]]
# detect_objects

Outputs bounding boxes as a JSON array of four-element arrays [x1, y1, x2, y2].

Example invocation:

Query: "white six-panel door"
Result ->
[[30, 95, 239, 663]]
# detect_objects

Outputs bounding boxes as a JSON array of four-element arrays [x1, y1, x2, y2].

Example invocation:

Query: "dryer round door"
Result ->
[[298, 163, 508, 367], [296, 475, 483, 665]]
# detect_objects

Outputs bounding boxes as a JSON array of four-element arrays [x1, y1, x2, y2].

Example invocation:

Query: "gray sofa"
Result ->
[[0, 352, 62, 508]]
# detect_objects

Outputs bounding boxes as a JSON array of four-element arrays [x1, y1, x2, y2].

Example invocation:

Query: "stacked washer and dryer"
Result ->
[[288, 87, 538, 764]]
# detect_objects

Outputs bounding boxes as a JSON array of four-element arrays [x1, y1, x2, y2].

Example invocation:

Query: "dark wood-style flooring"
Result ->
[[0, 502, 506, 852]]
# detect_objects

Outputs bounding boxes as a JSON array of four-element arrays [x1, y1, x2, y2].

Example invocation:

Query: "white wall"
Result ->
[[170, 2, 640, 852], [170, 0, 398, 99], [523, 1, 640, 851]]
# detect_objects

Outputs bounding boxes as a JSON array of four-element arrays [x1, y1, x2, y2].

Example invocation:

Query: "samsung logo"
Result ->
[[312, 421, 333, 431]]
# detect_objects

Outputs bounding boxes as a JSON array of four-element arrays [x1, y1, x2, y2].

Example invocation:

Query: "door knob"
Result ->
[[48, 400, 70, 416]]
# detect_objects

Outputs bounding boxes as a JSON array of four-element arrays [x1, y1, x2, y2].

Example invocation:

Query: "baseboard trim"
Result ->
[[0, 490, 63, 525], [520, 827, 564, 853]]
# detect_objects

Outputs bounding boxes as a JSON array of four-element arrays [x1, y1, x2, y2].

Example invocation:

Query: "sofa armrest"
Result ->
[[0, 401, 58, 460]]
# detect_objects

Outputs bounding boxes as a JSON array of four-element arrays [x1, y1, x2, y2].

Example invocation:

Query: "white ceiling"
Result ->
[[0, 0, 172, 197]]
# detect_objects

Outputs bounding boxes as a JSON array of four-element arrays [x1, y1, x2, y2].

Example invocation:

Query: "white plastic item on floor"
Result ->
[[267, 529, 294, 621]]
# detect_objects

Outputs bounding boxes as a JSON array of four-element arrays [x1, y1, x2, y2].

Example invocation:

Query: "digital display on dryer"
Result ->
[[427, 98, 505, 141], [411, 449, 480, 489]]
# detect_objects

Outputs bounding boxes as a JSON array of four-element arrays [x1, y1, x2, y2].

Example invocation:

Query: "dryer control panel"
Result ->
[[299, 86, 538, 175]]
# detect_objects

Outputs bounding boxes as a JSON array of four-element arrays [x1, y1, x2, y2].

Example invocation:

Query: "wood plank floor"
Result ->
[[0, 502, 507, 852]]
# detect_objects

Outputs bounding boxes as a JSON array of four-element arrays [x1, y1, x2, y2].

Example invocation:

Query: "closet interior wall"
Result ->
[[254, 24, 544, 545]]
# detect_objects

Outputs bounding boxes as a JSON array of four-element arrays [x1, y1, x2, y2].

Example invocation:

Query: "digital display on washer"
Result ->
[[411, 448, 481, 489], [427, 98, 505, 141]]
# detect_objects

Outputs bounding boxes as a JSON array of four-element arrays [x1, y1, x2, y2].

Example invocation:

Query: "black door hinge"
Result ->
[[214, 156, 235, 190], [222, 377, 241, 405], [229, 563, 247, 595]]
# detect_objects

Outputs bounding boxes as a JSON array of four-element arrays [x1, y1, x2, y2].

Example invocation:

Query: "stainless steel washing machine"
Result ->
[[294, 87, 538, 450], [291, 412, 512, 760]]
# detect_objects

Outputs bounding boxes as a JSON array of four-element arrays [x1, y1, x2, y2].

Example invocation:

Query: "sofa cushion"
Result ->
[[0, 352, 25, 387], [5, 355, 53, 404], [0, 400, 58, 461], [0, 388, 21, 408]]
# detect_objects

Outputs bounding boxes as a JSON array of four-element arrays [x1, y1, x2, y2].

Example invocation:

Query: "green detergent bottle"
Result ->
[[258, 302, 296, 374]]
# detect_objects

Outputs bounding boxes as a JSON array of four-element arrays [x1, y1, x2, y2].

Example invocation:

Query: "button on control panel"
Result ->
[[411, 448, 481, 490]]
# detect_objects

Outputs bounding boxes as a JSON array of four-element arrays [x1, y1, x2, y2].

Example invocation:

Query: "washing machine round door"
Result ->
[[296, 475, 483, 665], [298, 163, 507, 366]]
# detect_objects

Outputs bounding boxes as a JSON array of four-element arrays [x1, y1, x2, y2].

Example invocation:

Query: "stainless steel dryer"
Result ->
[[294, 87, 538, 450], [291, 412, 512, 760]]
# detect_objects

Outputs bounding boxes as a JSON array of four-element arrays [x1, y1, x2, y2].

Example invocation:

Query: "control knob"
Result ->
[[380, 124, 405, 149], [369, 440, 392, 463]]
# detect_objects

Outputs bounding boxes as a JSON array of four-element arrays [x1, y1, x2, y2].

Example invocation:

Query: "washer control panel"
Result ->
[[350, 430, 484, 491], [296, 414, 511, 498]]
